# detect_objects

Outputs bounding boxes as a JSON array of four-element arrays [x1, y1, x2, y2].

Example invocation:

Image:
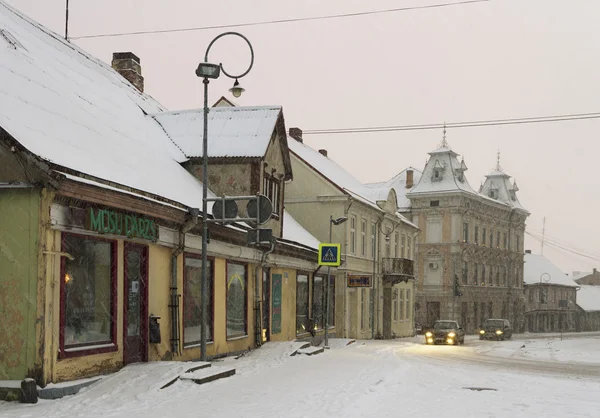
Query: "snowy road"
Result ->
[[3, 337, 600, 418]]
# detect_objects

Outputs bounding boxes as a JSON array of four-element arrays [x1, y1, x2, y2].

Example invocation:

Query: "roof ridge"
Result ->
[[152, 105, 282, 117]]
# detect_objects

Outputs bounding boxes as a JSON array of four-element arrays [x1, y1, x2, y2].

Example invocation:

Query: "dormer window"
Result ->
[[454, 159, 468, 183], [432, 160, 445, 182], [488, 181, 499, 199], [509, 180, 519, 201]]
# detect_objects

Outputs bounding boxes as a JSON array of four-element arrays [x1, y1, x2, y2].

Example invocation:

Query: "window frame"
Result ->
[[59, 233, 118, 359], [296, 271, 310, 335], [226, 261, 249, 340], [312, 275, 326, 330], [263, 174, 281, 217], [462, 223, 469, 243], [370, 223, 376, 258], [350, 216, 357, 254], [361, 218, 367, 256], [183, 252, 215, 347]]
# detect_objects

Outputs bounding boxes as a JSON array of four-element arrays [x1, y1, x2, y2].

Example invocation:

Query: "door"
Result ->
[[426, 301, 441, 326], [124, 243, 148, 364], [262, 268, 271, 342]]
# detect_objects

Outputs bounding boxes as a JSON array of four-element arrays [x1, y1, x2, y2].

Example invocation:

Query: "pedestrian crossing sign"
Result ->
[[318, 243, 341, 266]]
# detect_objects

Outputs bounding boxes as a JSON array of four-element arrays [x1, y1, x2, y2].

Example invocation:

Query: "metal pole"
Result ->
[[200, 77, 209, 361], [324, 215, 333, 347], [65, 0, 69, 40]]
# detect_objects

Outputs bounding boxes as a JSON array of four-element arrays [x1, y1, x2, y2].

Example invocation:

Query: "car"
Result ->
[[424, 320, 465, 345], [479, 318, 512, 341]]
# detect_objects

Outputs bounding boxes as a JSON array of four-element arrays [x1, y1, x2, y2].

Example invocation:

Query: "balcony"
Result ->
[[382, 258, 414, 284]]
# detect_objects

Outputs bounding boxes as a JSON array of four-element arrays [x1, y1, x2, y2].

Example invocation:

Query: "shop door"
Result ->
[[262, 268, 271, 342], [124, 243, 148, 364]]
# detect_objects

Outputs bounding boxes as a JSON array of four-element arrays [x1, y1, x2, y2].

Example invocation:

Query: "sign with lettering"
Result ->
[[318, 243, 341, 266], [347, 275, 372, 288], [271, 274, 282, 334], [86, 208, 158, 241]]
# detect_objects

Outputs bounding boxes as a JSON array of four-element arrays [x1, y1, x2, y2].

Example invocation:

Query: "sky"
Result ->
[[6, 0, 600, 275]]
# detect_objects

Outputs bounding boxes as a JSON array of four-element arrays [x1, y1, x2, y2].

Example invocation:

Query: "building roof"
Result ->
[[576, 285, 600, 312], [407, 142, 477, 196], [282, 210, 320, 249], [150, 106, 283, 160], [479, 168, 528, 213], [523, 253, 579, 287], [0, 0, 210, 211], [288, 138, 417, 229], [366, 167, 423, 211]]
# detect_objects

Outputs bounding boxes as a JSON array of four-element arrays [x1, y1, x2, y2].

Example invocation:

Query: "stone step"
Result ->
[[297, 346, 325, 356], [179, 367, 236, 385], [160, 362, 212, 389]]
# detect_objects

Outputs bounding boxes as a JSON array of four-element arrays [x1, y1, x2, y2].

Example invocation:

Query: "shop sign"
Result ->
[[86, 208, 158, 241], [347, 275, 372, 288]]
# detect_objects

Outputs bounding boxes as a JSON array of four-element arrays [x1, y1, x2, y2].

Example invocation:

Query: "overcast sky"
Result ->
[[7, 0, 600, 276]]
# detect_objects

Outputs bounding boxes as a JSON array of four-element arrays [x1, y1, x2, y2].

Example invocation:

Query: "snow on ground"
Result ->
[[475, 335, 600, 364], [3, 337, 600, 418]]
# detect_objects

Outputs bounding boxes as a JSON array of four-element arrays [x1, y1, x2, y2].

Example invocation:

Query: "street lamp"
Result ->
[[325, 215, 347, 348], [196, 32, 254, 361]]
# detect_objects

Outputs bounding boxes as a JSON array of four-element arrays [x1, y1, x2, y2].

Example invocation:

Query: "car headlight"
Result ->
[[425, 331, 432, 337], [448, 332, 456, 338], [496, 330, 503, 335], [479, 330, 485, 334]]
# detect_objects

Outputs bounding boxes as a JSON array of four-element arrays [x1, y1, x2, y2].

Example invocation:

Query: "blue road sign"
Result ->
[[318, 243, 341, 266]]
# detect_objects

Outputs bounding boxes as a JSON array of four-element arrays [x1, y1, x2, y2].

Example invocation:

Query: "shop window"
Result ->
[[312, 276, 325, 330], [296, 273, 309, 334], [226, 262, 247, 339], [61, 234, 117, 356], [183, 255, 213, 346]]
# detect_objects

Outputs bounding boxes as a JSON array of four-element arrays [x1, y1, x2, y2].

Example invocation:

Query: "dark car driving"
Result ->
[[479, 318, 512, 340], [425, 320, 465, 345]]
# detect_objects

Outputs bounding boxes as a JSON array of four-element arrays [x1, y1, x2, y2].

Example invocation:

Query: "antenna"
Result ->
[[541, 217, 546, 255], [65, 0, 69, 40]]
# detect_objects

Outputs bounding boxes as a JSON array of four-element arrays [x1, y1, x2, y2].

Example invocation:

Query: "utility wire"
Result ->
[[528, 228, 600, 260], [70, 0, 489, 40], [525, 231, 600, 263], [304, 112, 600, 135]]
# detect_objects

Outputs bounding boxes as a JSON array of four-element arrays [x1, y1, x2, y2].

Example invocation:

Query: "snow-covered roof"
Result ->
[[572, 271, 592, 281], [366, 167, 422, 211], [282, 211, 320, 250], [524, 253, 579, 287], [480, 169, 528, 213], [407, 143, 477, 196], [288, 138, 417, 229], [151, 106, 282, 160], [576, 285, 600, 312], [0, 1, 210, 211]]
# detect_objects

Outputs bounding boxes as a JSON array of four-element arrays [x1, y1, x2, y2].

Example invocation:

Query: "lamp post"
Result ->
[[325, 215, 348, 348], [196, 32, 254, 361]]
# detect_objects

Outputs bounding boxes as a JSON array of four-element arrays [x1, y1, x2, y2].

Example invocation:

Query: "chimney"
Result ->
[[406, 169, 414, 188], [594, 268, 598, 275], [289, 127, 303, 143], [112, 52, 144, 93], [525, 249, 532, 254], [318, 149, 328, 157]]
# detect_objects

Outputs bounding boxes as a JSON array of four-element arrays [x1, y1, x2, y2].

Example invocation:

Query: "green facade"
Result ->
[[0, 188, 40, 380]]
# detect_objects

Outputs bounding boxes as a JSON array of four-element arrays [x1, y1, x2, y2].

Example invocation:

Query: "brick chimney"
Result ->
[[318, 149, 328, 157], [112, 52, 144, 93], [406, 169, 414, 188], [289, 127, 303, 143]]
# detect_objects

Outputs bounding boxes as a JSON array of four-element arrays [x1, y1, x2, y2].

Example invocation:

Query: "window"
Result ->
[[184, 254, 214, 346], [462, 223, 469, 243], [329, 275, 336, 327], [482, 264, 486, 285], [488, 303, 493, 319], [462, 261, 468, 285], [394, 232, 399, 258], [407, 237, 412, 259], [495, 266, 500, 286], [312, 276, 325, 330], [360, 289, 366, 329], [489, 231, 494, 248], [503, 233, 508, 249], [502, 267, 507, 286], [482, 228, 487, 246], [392, 289, 398, 321], [399, 289, 405, 320], [263, 175, 280, 215], [496, 232, 500, 248], [489, 265, 493, 285], [475, 226, 479, 245], [350, 216, 356, 254], [401, 234, 406, 257], [226, 262, 247, 339], [430, 200, 440, 207], [473, 263, 478, 285], [371, 223, 376, 257], [516, 235, 521, 252], [406, 289, 411, 320], [61, 234, 116, 355], [296, 273, 309, 334], [361, 219, 367, 256]]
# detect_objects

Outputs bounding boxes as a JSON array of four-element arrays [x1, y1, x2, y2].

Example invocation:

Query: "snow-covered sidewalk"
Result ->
[[2, 338, 600, 418]]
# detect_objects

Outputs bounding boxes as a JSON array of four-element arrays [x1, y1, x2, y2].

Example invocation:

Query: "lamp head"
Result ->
[[332, 216, 348, 226], [229, 78, 245, 98], [196, 62, 221, 79]]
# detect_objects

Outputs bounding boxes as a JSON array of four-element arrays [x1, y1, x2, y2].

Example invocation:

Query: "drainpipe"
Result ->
[[170, 209, 199, 356], [371, 217, 382, 339], [255, 241, 275, 347]]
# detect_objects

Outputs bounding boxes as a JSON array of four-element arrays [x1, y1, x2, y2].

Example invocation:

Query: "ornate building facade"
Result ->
[[398, 138, 529, 333]]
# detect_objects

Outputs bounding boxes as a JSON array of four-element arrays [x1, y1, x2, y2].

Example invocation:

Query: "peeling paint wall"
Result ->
[[0, 188, 40, 380]]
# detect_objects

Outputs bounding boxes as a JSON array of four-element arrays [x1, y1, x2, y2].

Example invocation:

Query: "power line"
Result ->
[[528, 228, 600, 260], [70, 0, 489, 40], [525, 231, 600, 263], [303, 112, 600, 135]]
